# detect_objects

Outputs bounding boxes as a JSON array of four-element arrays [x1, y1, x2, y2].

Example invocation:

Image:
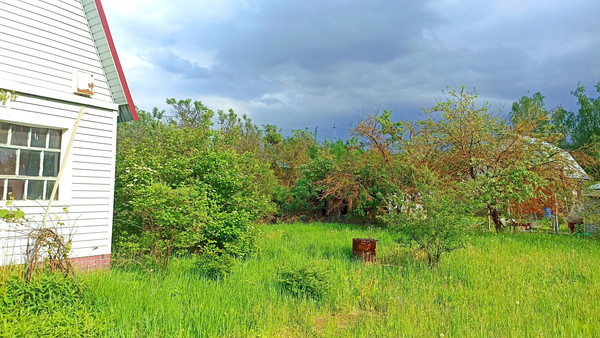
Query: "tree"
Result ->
[[216, 109, 262, 153], [509, 92, 551, 137], [117, 107, 166, 143], [265, 128, 316, 188], [547, 82, 600, 150], [510, 92, 550, 133], [568, 82, 600, 149], [544, 82, 600, 178], [166, 98, 214, 130], [316, 111, 415, 220], [410, 87, 573, 231]]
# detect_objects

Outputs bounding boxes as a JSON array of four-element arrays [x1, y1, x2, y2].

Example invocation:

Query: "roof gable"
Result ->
[[81, 0, 138, 122]]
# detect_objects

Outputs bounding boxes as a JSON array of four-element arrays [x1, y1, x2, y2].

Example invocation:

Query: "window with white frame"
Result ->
[[0, 123, 62, 200]]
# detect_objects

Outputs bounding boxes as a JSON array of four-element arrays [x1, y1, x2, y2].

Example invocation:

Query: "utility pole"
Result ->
[[314, 126, 318, 143], [333, 123, 337, 141], [553, 192, 559, 233]]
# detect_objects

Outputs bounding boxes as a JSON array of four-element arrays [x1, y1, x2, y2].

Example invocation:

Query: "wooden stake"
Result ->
[[41, 106, 85, 228]]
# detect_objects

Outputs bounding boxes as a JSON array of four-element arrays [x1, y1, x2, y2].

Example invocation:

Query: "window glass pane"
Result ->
[[11, 125, 29, 146], [49, 130, 61, 149], [0, 148, 16, 175], [19, 150, 41, 176], [31, 128, 47, 148], [0, 179, 5, 200], [27, 180, 44, 200], [43, 152, 60, 177], [0, 123, 9, 144], [7, 180, 24, 200], [46, 180, 57, 200]]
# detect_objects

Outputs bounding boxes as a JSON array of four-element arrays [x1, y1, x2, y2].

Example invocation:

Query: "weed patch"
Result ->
[[0, 268, 105, 336], [278, 265, 331, 300], [192, 252, 237, 280]]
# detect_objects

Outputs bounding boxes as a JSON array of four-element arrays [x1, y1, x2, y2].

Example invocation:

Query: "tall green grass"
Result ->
[[4, 223, 600, 336], [0, 267, 105, 336]]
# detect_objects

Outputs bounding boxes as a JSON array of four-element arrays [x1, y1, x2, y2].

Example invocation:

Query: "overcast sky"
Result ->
[[101, 0, 600, 140]]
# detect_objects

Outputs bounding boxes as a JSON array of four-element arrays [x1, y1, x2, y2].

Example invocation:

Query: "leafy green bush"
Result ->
[[114, 112, 274, 267], [277, 265, 331, 300], [126, 183, 209, 267], [381, 186, 471, 268], [573, 223, 586, 236]]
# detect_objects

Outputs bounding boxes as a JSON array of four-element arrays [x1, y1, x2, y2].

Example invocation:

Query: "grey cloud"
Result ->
[[148, 49, 211, 79], [215, 0, 440, 71], [103, 0, 600, 139], [256, 97, 284, 106]]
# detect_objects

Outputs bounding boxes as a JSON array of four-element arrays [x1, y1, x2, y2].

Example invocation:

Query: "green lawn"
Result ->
[[4, 223, 600, 336]]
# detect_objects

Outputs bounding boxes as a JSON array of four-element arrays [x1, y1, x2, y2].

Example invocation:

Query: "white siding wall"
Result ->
[[0, 0, 113, 103], [0, 0, 118, 264]]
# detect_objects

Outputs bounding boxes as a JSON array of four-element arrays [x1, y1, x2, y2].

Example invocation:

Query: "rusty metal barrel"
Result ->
[[352, 238, 377, 262]]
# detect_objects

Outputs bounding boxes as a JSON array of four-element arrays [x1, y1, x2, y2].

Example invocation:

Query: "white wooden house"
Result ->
[[0, 0, 138, 269]]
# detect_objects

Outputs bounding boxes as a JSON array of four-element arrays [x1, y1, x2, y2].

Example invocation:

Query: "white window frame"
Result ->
[[0, 112, 73, 208], [0, 123, 61, 201]]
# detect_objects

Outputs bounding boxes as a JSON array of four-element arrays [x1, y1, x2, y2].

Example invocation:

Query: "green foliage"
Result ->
[[0, 269, 103, 336], [166, 98, 214, 129], [277, 265, 331, 300], [414, 87, 574, 231], [510, 92, 550, 133], [544, 82, 600, 179], [0, 272, 84, 314], [126, 183, 209, 267], [0, 89, 17, 104], [272, 145, 333, 219], [217, 109, 262, 153], [192, 252, 237, 280], [468, 164, 548, 216], [0, 202, 25, 222], [381, 184, 471, 267], [573, 223, 586, 235], [114, 99, 274, 267], [319, 121, 400, 221], [567, 82, 600, 149]]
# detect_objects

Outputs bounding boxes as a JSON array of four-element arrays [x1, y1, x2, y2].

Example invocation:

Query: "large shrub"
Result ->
[[114, 110, 274, 267]]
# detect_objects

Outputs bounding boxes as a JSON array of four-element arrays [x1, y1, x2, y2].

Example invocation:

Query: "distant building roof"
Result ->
[[524, 137, 590, 180], [558, 149, 590, 180], [590, 183, 600, 190]]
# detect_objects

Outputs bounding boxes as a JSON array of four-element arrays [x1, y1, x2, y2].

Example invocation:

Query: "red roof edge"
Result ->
[[94, 0, 138, 121]]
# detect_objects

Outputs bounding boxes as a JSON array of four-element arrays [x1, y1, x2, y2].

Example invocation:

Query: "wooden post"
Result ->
[[41, 106, 85, 228]]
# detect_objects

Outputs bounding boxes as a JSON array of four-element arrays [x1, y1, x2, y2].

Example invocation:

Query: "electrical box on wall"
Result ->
[[74, 71, 94, 97]]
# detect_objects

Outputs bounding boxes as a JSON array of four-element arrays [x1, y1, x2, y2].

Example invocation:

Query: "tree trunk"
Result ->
[[489, 207, 503, 232]]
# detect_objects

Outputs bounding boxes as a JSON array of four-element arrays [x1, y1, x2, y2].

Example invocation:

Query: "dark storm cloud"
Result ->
[[215, 0, 440, 71], [103, 0, 600, 139]]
